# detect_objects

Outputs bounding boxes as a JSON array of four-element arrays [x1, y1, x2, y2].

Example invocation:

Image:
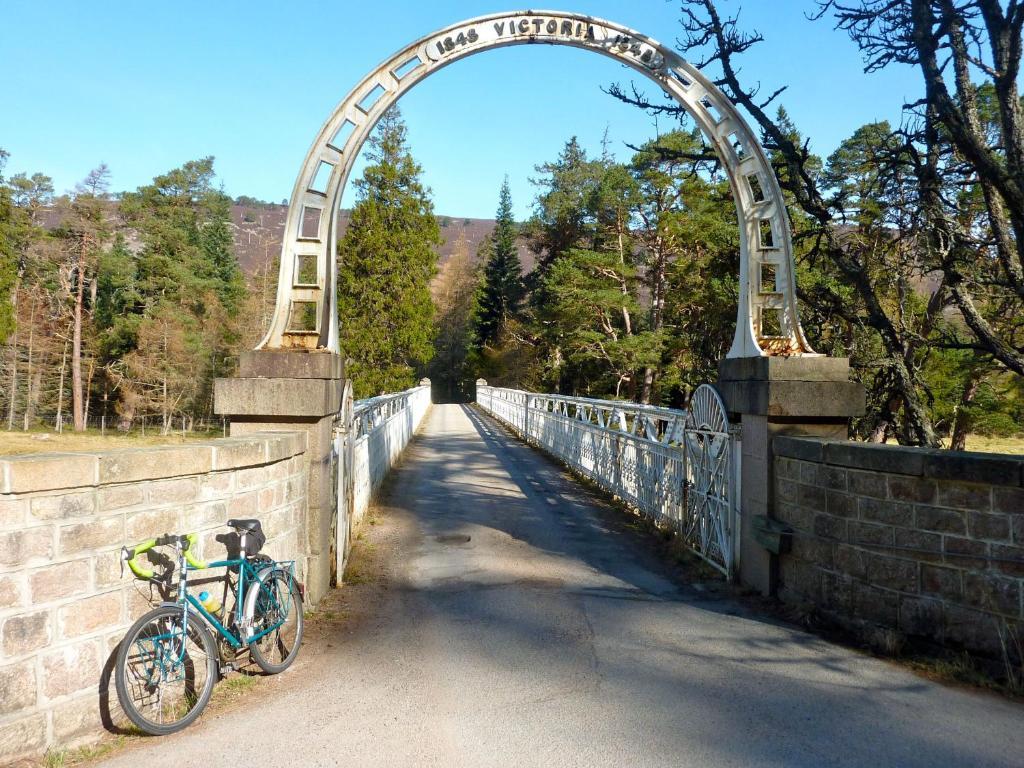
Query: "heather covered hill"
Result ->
[[229, 201, 535, 277]]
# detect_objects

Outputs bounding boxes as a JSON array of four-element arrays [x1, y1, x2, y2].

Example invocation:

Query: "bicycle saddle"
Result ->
[[226, 519, 262, 532]]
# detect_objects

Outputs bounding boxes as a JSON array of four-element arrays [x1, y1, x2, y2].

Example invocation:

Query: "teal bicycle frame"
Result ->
[[125, 533, 296, 652], [182, 555, 293, 649]]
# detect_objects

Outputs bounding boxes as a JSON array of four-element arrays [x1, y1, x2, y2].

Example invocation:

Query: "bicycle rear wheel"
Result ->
[[115, 605, 217, 735], [246, 569, 304, 674]]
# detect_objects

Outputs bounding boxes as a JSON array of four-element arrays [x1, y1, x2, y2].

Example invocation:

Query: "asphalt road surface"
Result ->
[[99, 404, 1023, 768]]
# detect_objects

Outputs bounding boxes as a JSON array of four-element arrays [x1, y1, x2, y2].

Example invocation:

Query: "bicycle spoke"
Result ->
[[117, 608, 214, 733]]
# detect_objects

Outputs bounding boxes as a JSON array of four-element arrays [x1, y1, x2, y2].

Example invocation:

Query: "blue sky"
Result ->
[[1, 1, 922, 219]]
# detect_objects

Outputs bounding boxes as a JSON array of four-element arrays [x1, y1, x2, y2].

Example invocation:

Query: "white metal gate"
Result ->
[[476, 383, 740, 577], [682, 385, 738, 572]]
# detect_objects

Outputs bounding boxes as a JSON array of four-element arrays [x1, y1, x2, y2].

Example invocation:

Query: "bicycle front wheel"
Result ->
[[115, 605, 218, 735], [246, 569, 304, 674]]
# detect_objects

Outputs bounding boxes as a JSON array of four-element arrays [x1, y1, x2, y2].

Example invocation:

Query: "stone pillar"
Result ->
[[716, 357, 864, 595], [214, 350, 344, 605]]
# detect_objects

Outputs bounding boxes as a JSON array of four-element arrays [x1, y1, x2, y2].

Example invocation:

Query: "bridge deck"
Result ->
[[101, 404, 1021, 768]]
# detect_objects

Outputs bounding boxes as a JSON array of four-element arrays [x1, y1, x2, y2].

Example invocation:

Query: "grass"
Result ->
[[41, 735, 131, 767], [903, 652, 1011, 694], [0, 427, 217, 456], [958, 434, 1024, 455], [221, 672, 259, 695], [344, 566, 371, 585]]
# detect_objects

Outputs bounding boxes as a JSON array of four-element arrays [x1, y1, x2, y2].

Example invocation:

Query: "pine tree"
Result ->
[[474, 178, 522, 349], [201, 191, 245, 314], [337, 106, 440, 398], [101, 157, 244, 429], [526, 136, 603, 271], [430, 232, 477, 402], [0, 149, 18, 344]]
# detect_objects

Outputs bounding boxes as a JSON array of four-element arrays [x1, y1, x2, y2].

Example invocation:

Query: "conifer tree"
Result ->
[[430, 232, 477, 402], [0, 150, 18, 344], [474, 178, 522, 349], [101, 157, 244, 429], [337, 106, 440, 398]]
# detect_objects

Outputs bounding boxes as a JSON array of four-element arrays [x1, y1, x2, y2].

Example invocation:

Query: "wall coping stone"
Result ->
[[213, 377, 343, 419], [239, 350, 344, 380], [0, 431, 306, 494], [774, 436, 1024, 488], [719, 356, 852, 382]]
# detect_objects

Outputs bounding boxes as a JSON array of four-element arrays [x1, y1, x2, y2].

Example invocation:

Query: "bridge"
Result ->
[[166, 8, 1024, 762], [95, 396, 1021, 768], [1, 9, 1021, 765]]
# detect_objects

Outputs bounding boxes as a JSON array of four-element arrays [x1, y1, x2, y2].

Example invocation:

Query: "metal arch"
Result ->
[[260, 9, 815, 358]]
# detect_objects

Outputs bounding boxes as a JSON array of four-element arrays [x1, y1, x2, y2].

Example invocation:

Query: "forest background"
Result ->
[[1, 0, 1021, 452]]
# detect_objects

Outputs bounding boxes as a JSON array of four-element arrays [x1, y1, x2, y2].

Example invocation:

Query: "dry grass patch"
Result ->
[[0, 429, 215, 457]]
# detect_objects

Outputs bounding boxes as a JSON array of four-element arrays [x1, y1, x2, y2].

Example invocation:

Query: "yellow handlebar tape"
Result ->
[[124, 532, 208, 580]]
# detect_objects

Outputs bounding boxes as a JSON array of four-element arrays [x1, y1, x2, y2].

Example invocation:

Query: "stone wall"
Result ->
[[773, 437, 1024, 661], [0, 431, 307, 762]]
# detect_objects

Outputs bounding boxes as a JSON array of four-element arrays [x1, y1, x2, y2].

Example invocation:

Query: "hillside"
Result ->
[[230, 202, 536, 278]]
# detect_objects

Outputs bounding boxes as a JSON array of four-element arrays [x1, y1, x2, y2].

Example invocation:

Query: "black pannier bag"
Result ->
[[243, 522, 266, 556], [226, 518, 267, 556]]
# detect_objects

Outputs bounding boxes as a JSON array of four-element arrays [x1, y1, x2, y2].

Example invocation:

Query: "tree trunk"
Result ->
[[949, 372, 982, 451], [56, 337, 68, 433], [84, 358, 95, 428], [71, 241, 86, 432], [640, 245, 668, 405], [6, 281, 19, 430], [868, 395, 900, 443], [23, 295, 37, 431], [162, 376, 169, 434], [616, 219, 633, 336]]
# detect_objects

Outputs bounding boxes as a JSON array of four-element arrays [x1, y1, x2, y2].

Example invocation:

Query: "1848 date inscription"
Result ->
[[434, 28, 479, 55]]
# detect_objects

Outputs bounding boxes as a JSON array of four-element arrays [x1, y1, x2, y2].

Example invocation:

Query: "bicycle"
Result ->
[[114, 518, 304, 735]]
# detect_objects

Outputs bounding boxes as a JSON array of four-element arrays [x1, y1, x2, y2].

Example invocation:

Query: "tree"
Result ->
[[607, 0, 1015, 445], [819, 0, 1024, 377], [56, 165, 111, 430], [640, 132, 740, 406], [473, 178, 523, 349], [0, 149, 19, 345], [0, 152, 53, 429], [540, 248, 659, 397], [625, 129, 735, 403], [201, 190, 245, 314], [103, 157, 244, 429], [337, 106, 440, 398], [430, 232, 477, 402], [526, 136, 605, 273]]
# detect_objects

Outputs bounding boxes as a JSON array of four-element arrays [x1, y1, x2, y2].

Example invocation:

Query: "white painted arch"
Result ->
[[259, 9, 815, 359]]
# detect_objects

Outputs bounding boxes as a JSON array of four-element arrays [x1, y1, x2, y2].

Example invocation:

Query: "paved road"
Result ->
[[101, 404, 1022, 768]]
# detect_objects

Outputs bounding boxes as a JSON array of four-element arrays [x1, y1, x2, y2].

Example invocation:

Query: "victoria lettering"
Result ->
[[432, 15, 664, 70]]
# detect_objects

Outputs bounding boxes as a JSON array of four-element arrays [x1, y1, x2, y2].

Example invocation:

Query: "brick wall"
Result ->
[[0, 431, 307, 762], [773, 437, 1024, 661]]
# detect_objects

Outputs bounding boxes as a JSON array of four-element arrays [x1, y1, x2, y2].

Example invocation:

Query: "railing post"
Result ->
[[523, 393, 530, 441]]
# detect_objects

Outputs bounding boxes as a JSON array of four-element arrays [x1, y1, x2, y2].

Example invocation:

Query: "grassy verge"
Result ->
[[0, 428, 219, 456]]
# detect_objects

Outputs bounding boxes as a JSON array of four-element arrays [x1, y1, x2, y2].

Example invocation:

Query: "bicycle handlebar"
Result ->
[[123, 532, 208, 580]]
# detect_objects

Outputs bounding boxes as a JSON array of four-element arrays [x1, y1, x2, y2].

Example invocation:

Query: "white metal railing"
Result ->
[[476, 384, 740, 577], [332, 381, 432, 583], [349, 384, 431, 523]]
